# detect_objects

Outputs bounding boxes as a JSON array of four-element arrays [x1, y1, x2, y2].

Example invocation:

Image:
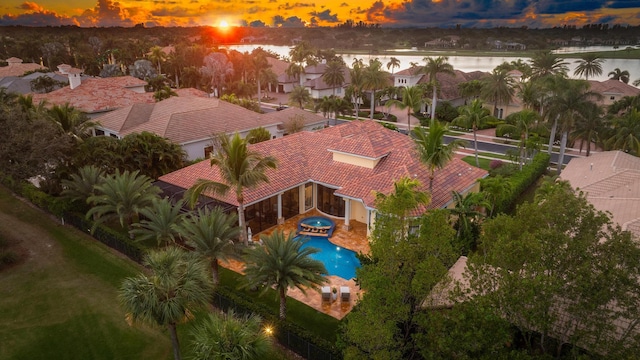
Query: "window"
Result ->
[[317, 184, 345, 217], [304, 183, 313, 211], [204, 146, 213, 159], [610, 96, 615, 100], [94, 129, 105, 136]]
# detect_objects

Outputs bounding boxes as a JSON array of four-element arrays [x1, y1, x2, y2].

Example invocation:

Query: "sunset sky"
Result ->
[[1, 0, 639, 28]]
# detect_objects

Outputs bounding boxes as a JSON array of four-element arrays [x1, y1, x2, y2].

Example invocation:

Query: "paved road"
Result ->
[[443, 136, 579, 165]]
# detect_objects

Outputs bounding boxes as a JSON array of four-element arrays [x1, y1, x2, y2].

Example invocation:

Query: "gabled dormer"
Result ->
[[327, 133, 392, 169]]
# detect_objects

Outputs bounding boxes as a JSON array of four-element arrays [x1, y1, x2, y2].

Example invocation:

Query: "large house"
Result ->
[[0, 57, 45, 77], [560, 150, 640, 241], [277, 62, 351, 99], [93, 96, 327, 160], [157, 120, 488, 235], [588, 79, 640, 108]]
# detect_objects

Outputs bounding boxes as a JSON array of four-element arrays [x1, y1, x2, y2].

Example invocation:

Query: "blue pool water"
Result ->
[[294, 235, 361, 280]]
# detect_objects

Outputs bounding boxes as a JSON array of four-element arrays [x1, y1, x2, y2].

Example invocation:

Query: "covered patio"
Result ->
[[221, 210, 369, 320]]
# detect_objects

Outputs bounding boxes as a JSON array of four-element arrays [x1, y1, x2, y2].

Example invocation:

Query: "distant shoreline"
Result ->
[[333, 47, 640, 60]]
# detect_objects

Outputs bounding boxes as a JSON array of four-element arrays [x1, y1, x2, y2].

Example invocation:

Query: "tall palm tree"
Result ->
[[185, 133, 277, 246], [529, 50, 569, 79], [250, 49, 270, 107], [458, 79, 483, 105], [86, 170, 161, 231], [243, 230, 327, 319], [387, 57, 401, 74], [347, 62, 365, 119], [387, 85, 425, 131], [289, 85, 311, 109], [119, 247, 213, 360], [189, 310, 272, 360], [322, 60, 345, 96], [412, 121, 467, 193], [148, 45, 166, 74], [420, 56, 455, 123], [545, 78, 600, 174], [606, 108, 640, 156], [362, 59, 389, 120], [571, 102, 604, 156], [608, 68, 630, 84], [480, 68, 515, 118], [285, 63, 304, 86], [129, 197, 184, 246], [452, 99, 491, 167], [178, 207, 239, 285], [497, 109, 541, 169], [573, 54, 604, 80]]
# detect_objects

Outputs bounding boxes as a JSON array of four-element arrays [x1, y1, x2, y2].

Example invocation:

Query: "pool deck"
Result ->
[[220, 210, 370, 320]]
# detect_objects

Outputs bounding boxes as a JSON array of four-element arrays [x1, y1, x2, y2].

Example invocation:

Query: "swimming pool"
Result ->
[[294, 235, 361, 280]]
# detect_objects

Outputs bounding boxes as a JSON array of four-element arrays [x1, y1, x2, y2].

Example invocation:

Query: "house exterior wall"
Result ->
[[350, 200, 368, 223]]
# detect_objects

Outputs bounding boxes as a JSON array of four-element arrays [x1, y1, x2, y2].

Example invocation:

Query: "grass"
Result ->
[[336, 47, 640, 59], [0, 186, 171, 360], [218, 266, 341, 342], [462, 156, 492, 170]]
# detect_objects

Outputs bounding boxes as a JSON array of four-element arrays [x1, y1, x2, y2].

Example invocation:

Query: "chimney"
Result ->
[[57, 64, 71, 74], [68, 68, 83, 89]]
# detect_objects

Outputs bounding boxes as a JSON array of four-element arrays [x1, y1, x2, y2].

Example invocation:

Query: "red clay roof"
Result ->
[[159, 120, 488, 209]]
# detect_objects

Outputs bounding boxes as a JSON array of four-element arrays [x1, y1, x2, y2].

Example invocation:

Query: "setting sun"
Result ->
[[219, 20, 229, 28]]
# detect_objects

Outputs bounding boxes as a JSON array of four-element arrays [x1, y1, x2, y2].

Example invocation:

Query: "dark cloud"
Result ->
[[151, 7, 194, 17], [248, 19, 267, 27], [273, 15, 305, 27], [609, 0, 640, 8], [246, 6, 269, 14], [340, 2, 348, 6], [76, 0, 134, 27], [534, 0, 605, 14], [309, 9, 339, 23], [277, 2, 314, 11], [0, 11, 75, 26]]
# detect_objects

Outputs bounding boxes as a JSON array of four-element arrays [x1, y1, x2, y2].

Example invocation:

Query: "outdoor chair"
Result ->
[[321, 286, 331, 301], [340, 286, 350, 302]]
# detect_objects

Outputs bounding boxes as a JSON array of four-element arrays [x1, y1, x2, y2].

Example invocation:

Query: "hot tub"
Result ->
[[297, 216, 336, 238]]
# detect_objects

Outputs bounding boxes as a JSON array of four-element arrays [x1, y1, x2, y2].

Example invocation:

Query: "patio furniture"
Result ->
[[321, 286, 331, 301], [340, 286, 350, 302]]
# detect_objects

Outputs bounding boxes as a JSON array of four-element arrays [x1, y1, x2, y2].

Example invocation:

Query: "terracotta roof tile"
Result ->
[[159, 120, 488, 210]]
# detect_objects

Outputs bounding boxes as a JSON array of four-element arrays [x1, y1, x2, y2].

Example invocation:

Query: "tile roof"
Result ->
[[417, 69, 488, 100], [31, 76, 153, 114], [0, 60, 45, 77], [395, 66, 423, 76], [159, 120, 488, 210], [95, 96, 327, 145], [266, 57, 289, 76], [588, 79, 640, 98], [560, 151, 640, 240]]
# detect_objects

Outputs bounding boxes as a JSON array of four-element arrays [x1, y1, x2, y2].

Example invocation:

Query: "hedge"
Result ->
[[492, 152, 550, 214]]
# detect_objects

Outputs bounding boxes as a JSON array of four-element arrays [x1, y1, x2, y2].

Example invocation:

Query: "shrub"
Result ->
[[0, 250, 18, 265], [489, 159, 504, 170], [494, 152, 550, 214]]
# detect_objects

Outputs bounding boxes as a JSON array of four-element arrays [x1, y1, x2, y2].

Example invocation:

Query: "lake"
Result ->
[[226, 44, 640, 84]]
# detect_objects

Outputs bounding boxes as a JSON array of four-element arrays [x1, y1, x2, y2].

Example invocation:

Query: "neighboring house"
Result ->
[[93, 96, 327, 160], [0, 57, 45, 77], [31, 70, 153, 118], [424, 36, 460, 48], [277, 62, 351, 99], [157, 120, 488, 235], [393, 66, 423, 87], [414, 69, 487, 113], [560, 150, 640, 241], [587, 79, 640, 107]]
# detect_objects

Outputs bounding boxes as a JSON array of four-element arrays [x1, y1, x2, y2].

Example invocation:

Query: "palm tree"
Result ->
[[497, 109, 541, 169], [289, 85, 311, 109], [529, 50, 569, 79], [178, 207, 239, 285], [61, 165, 105, 212], [347, 62, 365, 119], [129, 197, 184, 246], [545, 79, 600, 174], [573, 54, 604, 80], [189, 310, 272, 360], [250, 49, 270, 107], [449, 190, 488, 254], [185, 133, 277, 246], [48, 103, 96, 141], [606, 108, 640, 156], [243, 230, 327, 319], [458, 79, 483, 105], [479, 175, 512, 217], [285, 63, 304, 86], [420, 56, 455, 122], [387, 57, 401, 74], [571, 102, 604, 156], [119, 247, 213, 360], [608, 68, 630, 84], [387, 85, 425, 131], [362, 59, 389, 120], [322, 60, 345, 96], [86, 170, 161, 231], [148, 45, 166, 74], [412, 121, 467, 193], [452, 99, 491, 167], [480, 68, 515, 118], [201, 52, 234, 97], [375, 177, 430, 228]]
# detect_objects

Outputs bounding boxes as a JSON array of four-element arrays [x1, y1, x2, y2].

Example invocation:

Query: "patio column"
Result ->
[[343, 198, 351, 230], [277, 193, 284, 225]]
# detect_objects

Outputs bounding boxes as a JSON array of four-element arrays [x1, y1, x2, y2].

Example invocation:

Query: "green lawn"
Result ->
[[462, 156, 492, 170], [0, 186, 172, 360]]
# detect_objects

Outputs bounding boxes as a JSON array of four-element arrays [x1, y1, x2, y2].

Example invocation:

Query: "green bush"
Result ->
[[493, 152, 550, 214], [213, 285, 342, 359], [0, 250, 18, 265]]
